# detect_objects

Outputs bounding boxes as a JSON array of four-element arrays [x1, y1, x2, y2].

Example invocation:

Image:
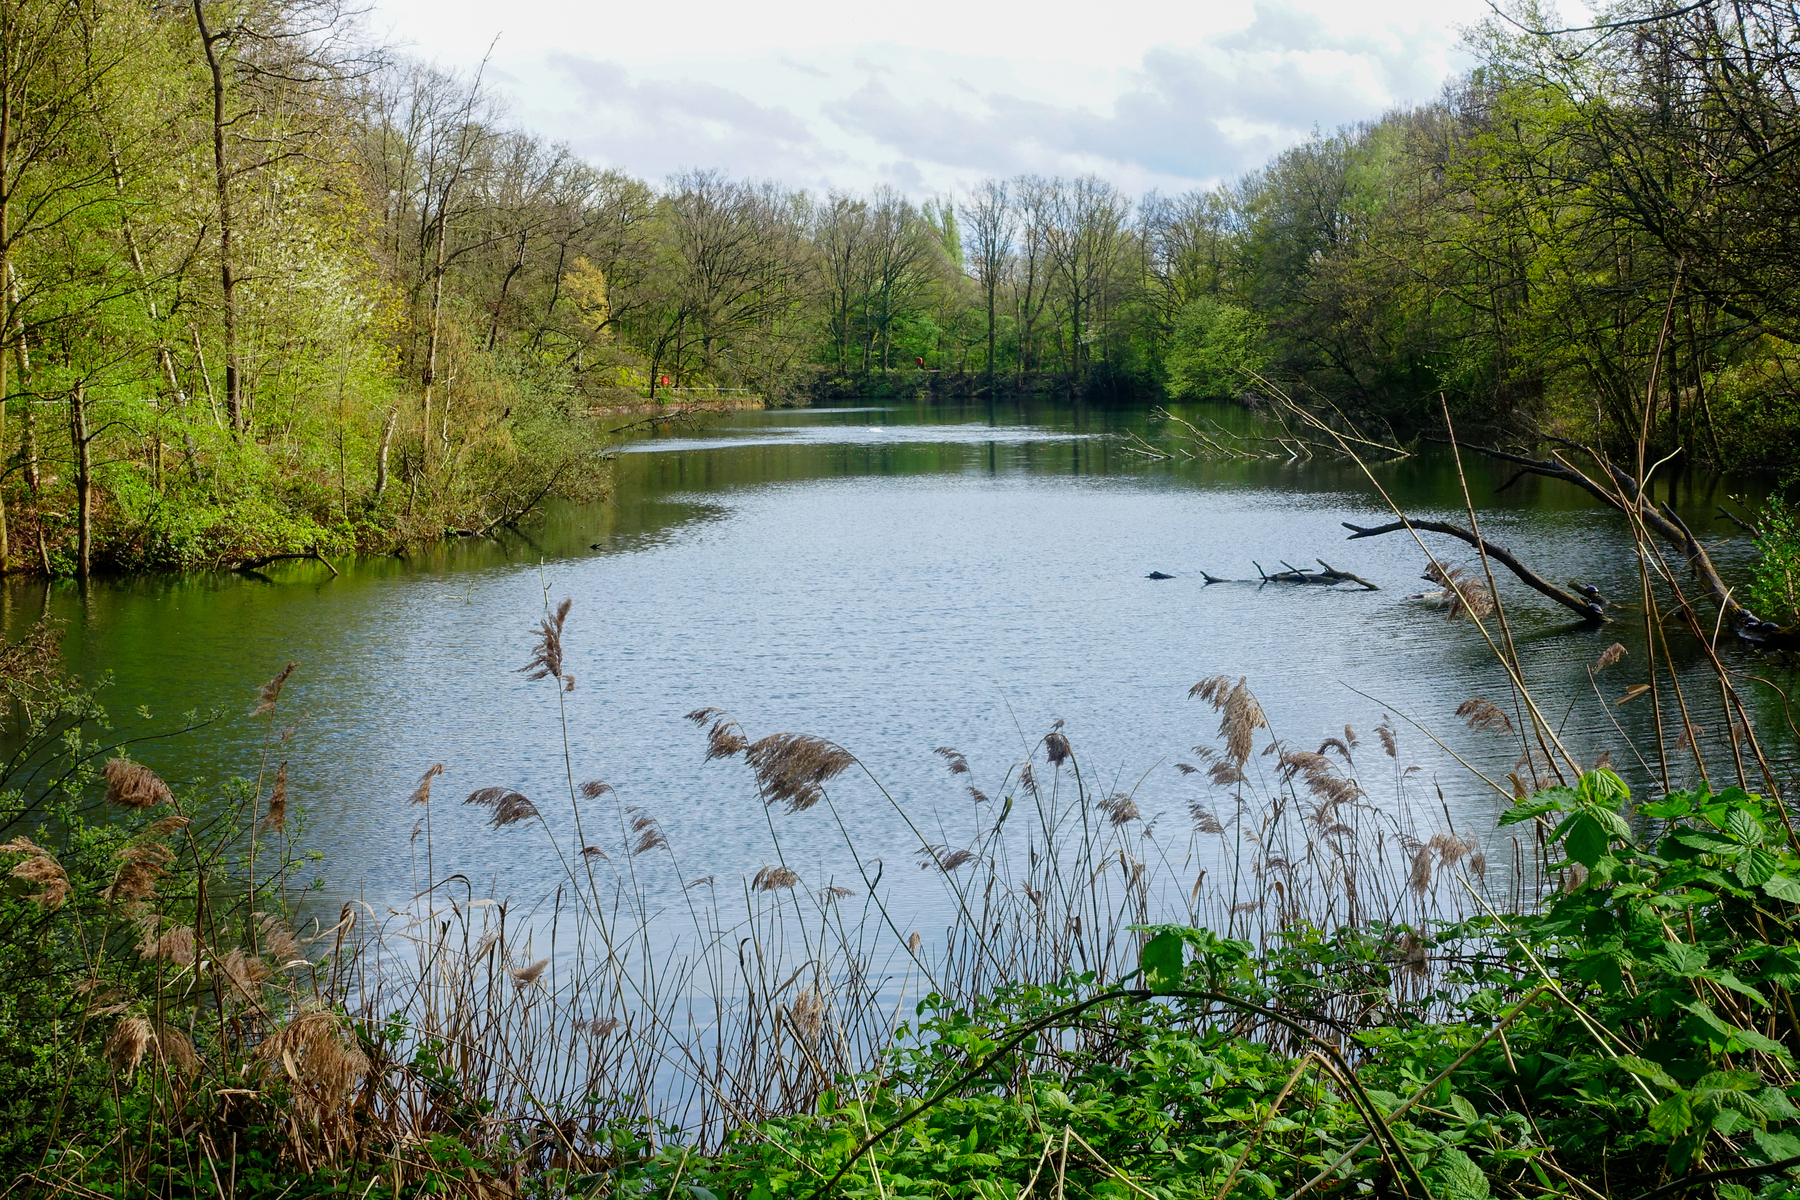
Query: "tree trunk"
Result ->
[[421, 205, 448, 470], [374, 405, 398, 498], [194, 0, 243, 434], [985, 275, 997, 398], [70, 384, 90, 578]]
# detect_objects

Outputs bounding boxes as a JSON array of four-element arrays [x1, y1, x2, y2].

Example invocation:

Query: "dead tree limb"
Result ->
[[233, 545, 338, 578], [1440, 438, 1765, 632], [1342, 519, 1603, 621]]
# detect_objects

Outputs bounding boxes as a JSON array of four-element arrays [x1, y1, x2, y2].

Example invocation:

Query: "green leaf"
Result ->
[[1644, 792, 1699, 819], [1423, 1147, 1489, 1200], [1729, 807, 1768, 848], [1140, 930, 1186, 995], [1752, 1128, 1800, 1162], [1648, 1092, 1694, 1138], [1654, 941, 1710, 977], [1764, 874, 1800, 903], [1677, 829, 1746, 857], [1449, 1093, 1479, 1122], [1738, 848, 1780, 887], [1564, 813, 1611, 868], [1578, 768, 1631, 806], [1728, 1025, 1792, 1061], [1499, 796, 1566, 826], [1614, 1055, 1680, 1090], [1694, 1070, 1762, 1095]]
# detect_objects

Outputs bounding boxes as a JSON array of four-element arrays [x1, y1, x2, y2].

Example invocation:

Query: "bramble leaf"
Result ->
[[1648, 1093, 1694, 1138], [1141, 930, 1186, 995], [1763, 874, 1800, 903]]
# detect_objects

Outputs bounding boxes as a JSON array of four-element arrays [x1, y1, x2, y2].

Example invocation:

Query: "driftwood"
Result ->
[[1341, 519, 1602, 621], [1202, 559, 1380, 591], [233, 545, 338, 578]]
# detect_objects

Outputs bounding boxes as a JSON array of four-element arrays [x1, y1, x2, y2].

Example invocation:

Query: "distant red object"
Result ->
[[915, 357, 924, 367], [659, 375, 670, 386]]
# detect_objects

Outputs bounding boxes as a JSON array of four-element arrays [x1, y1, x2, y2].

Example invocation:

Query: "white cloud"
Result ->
[[371, 0, 1489, 195]]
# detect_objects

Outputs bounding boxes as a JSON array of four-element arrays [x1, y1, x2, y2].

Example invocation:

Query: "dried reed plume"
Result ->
[[1428, 562, 1495, 621], [743, 733, 855, 813], [579, 780, 614, 799], [107, 1017, 153, 1075], [103, 758, 172, 809], [218, 947, 271, 998], [410, 763, 444, 804], [1456, 697, 1514, 734], [1377, 716, 1398, 758], [1189, 803, 1226, 835], [522, 598, 572, 683], [258, 913, 303, 965], [158, 1024, 199, 1075], [263, 761, 289, 832], [1043, 729, 1072, 766], [918, 845, 976, 871], [258, 1008, 369, 1105], [105, 841, 174, 904], [934, 746, 970, 774], [628, 809, 668, 855], [1098, 793, 1140, 826], [753, 865, 801, 891], [968, 785, 989, 803], [466, 787, 540, 829], [819, 885, 855, 903], [2, 837, 69, 910], [787, 987, 824, 1043], [253, 662, 298, 715], [137, 921, 197, 966], [1593, 643, 1629, 672], [1191, 676, 1266, 765], [689, 708, 750, 761], [511, 958, 551, 989]]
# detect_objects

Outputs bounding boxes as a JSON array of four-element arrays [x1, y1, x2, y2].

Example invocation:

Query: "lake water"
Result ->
[[4, 396, 1792, 935]]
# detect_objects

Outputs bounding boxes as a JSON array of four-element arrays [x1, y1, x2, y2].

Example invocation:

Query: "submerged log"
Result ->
[[1202, 560, 1379, 590], [1342, 519, 1602, 622]]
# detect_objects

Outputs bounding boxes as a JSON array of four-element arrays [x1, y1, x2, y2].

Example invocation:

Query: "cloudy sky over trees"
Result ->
[[368, 0, 1494, 193]]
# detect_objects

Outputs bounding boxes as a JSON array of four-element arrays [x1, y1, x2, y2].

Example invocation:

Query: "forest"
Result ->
[[0, 0, 1797, 577]]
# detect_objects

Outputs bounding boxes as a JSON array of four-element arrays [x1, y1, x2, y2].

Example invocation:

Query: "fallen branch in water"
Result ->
[[232, 545, 338, 578], [1342, 519, 1603, 622], [1200, 559, 1380, 590], [1448, 436, 1768, 634]]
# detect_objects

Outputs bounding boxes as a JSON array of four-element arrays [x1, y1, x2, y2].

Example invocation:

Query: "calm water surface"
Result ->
[[4, 397, 1793, 931]]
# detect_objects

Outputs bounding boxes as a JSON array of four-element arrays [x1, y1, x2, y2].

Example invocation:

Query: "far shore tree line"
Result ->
[[0, 0, 1796, 578]]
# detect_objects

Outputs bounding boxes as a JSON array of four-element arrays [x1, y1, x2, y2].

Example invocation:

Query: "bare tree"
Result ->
[[960, 179, 1014, 396]]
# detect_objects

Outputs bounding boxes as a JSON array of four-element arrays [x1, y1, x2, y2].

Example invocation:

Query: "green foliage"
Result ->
[[1163, 298, 1268, 399], [1750, 497, 1800, 627]]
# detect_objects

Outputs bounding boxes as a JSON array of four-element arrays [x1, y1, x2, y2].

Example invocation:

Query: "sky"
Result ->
[[365, 0, 1499, 198]]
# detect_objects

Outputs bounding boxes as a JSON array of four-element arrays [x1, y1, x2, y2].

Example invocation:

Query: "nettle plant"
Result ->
[[1461, 770, 1800, 1189]]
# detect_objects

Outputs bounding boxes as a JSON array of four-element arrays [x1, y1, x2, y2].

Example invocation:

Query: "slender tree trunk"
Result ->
[[374, 405, 398, 498], [985, 275, 997, 398], [70, 384, 90, 578], [15, 268, 35, 493], [194, 0, 243, 433], [421, 205, 447, 470]]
